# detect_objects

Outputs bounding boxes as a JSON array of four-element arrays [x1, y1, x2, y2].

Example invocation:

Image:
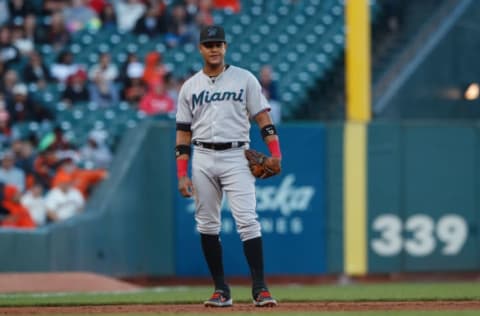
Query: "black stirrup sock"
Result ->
[[200, 233, 229, 294], [243, 236, 267, 295]]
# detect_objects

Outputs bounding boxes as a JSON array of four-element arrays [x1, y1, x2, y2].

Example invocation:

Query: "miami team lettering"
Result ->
[[192, 89, 244, 109]]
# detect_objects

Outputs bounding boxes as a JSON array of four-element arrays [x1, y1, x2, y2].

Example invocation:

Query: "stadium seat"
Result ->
[[4, 0, 385, 149]]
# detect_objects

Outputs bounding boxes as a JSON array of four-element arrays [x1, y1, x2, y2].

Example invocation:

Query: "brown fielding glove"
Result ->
[[244, 149, 281, 179]]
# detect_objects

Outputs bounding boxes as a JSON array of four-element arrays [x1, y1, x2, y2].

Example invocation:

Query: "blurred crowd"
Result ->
[[0, 0, 239, 229], [0, 0, 242, 128], [0, 129, 109, 228], [0, 0, 285, 229]]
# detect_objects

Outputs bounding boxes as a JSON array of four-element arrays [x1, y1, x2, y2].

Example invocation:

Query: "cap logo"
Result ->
[[207, 27, 217, 37]]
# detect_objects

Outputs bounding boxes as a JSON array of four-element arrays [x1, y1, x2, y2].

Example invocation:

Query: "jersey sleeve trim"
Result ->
[[176, 123, 191, 131], [250, 108, 270, 119]]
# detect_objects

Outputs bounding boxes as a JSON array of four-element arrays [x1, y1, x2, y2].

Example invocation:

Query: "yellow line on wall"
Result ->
[[344, 0, 371, 275], [344, 122, 367, 275]]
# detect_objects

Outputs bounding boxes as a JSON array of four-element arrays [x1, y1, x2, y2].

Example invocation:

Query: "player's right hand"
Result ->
[[178, 176, 195, 197]]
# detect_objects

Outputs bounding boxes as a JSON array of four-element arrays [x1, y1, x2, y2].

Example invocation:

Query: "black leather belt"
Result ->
[[193, 140, 246, 150]]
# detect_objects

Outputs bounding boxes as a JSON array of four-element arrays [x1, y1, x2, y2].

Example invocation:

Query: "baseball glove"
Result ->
[[244, 149, 281, 179]]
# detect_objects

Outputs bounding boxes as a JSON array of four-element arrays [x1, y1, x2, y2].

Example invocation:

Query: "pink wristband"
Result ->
[[176, 159, 188, 178], [267, 139, 282, 158]]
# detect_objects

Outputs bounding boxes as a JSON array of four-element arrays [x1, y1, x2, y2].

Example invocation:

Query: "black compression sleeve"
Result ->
[[176, 123, 191, 132]]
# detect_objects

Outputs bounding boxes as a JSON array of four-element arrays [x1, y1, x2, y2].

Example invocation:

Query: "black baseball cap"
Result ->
[[199, 25, 226, 44]]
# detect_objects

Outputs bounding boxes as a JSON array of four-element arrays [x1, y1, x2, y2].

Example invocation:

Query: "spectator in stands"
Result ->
[[12, 138, 36, 189], [259, 65, 279, 102], [8, 0, 36, 22], [89, 52, 119, 85], [213, 0, 241, 13], [0, 150, 26, 192], [118, 52, 142, 85], [165, 4, 196, 48], [6, 83, 34, 123], [259, 65, 281, 124], [88, 0, 107, 15], [51, 51, 82, 83], [89, 72, 120, 108], [164, 72, 180, 105], [142, 51, 166, 89], [7, 83, 54, 124], [33, 146, 59, 189], [0, 183, 35, 229], [192, 9, 211, 42], [45, 172, 85, 222], [99, 3, 117, 31], [25, 130, 38, 148], [21, 182, 47, 226], [36, 129, 77, 174], [198, 0, 214, 25], [0, 69, 19, 103], [0, 97, 11, 147], [0, 26, 21, 68], [52, 155, 107, 198], [10, 139, 22, 159], [184, 0, 199, 23], [123, 77, 146, 104], [63, 0, 101, 33], [49, 126, 74, 152], [134, 1, 169, 37], [39, 11, 70, 51], [41, 0, 67, 16], [79, 129, 112, 169], [62, 69, 89, 105], [23, 14, 43, 45], [121, 61, 146, 103], [139, 80, 175, 116], [23, 51, 54, 89], [11, 24, 34, 56], [114, 0, 146, 33]]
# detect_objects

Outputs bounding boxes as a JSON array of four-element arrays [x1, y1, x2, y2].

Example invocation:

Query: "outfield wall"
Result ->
[[367, 122, 480, 272], [0, 121, 479, 276], [0, 121, 176, 277]]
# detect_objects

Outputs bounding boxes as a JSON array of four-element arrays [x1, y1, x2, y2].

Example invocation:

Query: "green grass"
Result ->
[[2, 282, 479, 306], [12, 312, 480, 316]]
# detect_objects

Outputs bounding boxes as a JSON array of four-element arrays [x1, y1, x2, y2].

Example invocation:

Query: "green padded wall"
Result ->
[[325, 122, 344, 273], [0, 121, 176, 277], [368, 122, 480, 272]]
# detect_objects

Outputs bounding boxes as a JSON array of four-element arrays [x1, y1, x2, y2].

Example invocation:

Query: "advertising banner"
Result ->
[[175, 125, 328, 276]]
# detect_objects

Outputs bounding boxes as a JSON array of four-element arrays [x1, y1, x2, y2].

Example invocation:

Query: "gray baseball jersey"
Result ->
[[176, 65, 270, 241], [176, 65, 270, 143]]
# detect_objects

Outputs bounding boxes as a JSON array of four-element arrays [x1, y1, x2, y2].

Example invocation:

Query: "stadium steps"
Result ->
[[295, 0, 452, 121], [372, 0, 457, 109]]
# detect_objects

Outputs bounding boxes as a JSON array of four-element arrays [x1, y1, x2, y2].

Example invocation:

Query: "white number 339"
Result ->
[[371, 214, 468, 257]]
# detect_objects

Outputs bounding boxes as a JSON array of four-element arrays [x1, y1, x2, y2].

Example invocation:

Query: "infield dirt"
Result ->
[[1, 272, 480, 314], [1, 301, 480, 314]]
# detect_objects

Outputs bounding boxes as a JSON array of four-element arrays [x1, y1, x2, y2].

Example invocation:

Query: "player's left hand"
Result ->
[[245, 149, 281, 179], [266, 157, 281, 175], [178, 176, 195, 197]]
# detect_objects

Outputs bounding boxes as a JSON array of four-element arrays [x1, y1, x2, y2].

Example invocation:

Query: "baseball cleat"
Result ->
[[204, 289, 233, 307], [253, 289, 277, 307]]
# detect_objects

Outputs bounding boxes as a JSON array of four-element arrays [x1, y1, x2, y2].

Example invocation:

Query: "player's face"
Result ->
[[200, 41, 227, 67]]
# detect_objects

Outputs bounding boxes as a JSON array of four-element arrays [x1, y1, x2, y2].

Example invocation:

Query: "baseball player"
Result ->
[[175, 25, 282, 307]]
